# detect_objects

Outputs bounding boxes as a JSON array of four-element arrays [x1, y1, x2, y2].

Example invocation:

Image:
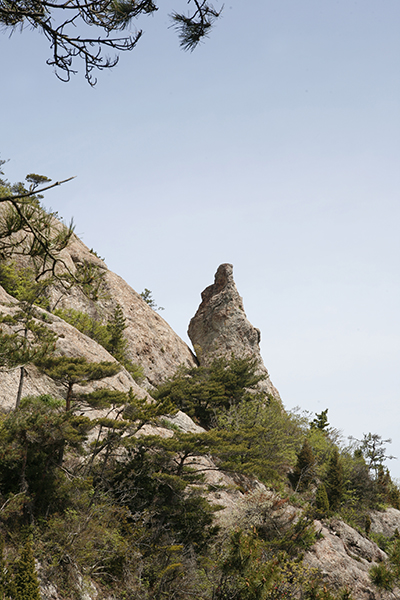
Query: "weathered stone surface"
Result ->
[[50, 233, 198, 387], [188, 263, 281, 401], [370, 507, 400, 538], [163, 410, 205, 434], [304, 518, 399, 599], [0, 284, 147, 409], [1, 222, 197, 389]]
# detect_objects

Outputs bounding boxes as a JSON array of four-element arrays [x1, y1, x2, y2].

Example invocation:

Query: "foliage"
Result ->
[[12, 538, 41, 600], [0, 537, 13, 599], [215, 521, 317, 600], [212, 397, 303, 484], [153, 355, 265, 428], [0, 0, 222, 84], [42, 490, 130, 584], [0, 168, 74, 281], [0, 311, 56, 370], [105, 304, 127, 359], [72, 261, 107, 302], [140, 288, 164, 311], [315, 483, 330, 518], [352, 433, 396, 479], [325, 448, 344, 512], [1, 274, 399, 600], [0, 395, 91, 517], [0, 261, 50, 309], [54, 307, 110, 347], [369, 562, 394, 590], [291, 439, 316, 491], [109, 436, 218, 552], [0, 307, 57, 408], [310, 409, 330, 431], [54, 306, 144, 382], [376, 466, 400, 508], [306, 427, 336, 476], [35, 355, 121, 411]]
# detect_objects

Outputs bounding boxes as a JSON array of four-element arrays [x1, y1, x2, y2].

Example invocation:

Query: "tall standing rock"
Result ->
[[188, 264, 281, 402]]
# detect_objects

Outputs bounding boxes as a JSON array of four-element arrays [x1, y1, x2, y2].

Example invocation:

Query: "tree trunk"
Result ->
[[15, 365, 25, 410], [66, 383, 73, 411]]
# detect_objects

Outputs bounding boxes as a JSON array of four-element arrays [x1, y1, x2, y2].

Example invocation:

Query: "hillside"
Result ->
[[1, 208, 400, 600]]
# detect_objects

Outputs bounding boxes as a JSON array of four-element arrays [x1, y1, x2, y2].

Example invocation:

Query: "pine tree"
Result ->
[[325, 448, 344, 511], [36, 356, 121, 411], [13, 538, 41, 600], [292, 439, 316, 491], [106, 305, 128, 361], [311, 409, 330, 431], [315, 483, 330, 518], [0, 283, 57, 409]]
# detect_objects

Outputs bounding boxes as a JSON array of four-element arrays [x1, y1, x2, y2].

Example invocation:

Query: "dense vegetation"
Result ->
[[1, 349, 399, 598]]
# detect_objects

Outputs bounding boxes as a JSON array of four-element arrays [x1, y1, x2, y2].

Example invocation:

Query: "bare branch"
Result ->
[[0, 176, 76, 203]]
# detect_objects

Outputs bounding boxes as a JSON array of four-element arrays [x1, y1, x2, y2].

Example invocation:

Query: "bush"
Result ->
[[315, 483, 330, 518], [54, 306, 144, 382], [153, 355, 265, 428], [13, 538, 41, 600], [0, 261, 50, 309], [369, 562, 394, 590]]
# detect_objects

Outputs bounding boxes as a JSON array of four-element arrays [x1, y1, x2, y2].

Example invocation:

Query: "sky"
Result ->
[[1, 1, 400, 475]]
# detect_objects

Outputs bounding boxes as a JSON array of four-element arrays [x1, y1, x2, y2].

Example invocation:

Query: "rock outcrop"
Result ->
[[1, 220, 198, 389], [304, 516, 400, 599], [50, 232, 198, 387], [188, 263, 281, 401], [0, 284, 147, 410]]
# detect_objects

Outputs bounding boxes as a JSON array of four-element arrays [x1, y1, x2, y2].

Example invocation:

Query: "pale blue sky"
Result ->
[[1, 1, 400, 474]]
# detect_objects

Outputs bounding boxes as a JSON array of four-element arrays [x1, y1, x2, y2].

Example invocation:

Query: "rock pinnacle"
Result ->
[[188, 264, 281, 402]]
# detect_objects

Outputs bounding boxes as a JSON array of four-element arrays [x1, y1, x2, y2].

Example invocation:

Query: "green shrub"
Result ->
[[291, 439, 316, 491], [153, 355, 266, 428], [369, 562, 394, 590], [13, 538, 41, 600], [54, 307, 144, 382], [0, 261, 50, 309], [54, 308, 110, 347], [315, 483, 330, 518]]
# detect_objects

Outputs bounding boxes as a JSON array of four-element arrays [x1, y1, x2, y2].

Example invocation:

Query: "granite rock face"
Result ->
[[0, 284, 147, 410], [369, 507, 400, 537], [51, 232, 198, 387], [188, 263, 281, 401], [304, 517, 400, 599], [1, 220, 198, 389]]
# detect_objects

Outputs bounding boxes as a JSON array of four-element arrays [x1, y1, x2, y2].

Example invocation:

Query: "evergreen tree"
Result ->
[[315, 483, 330, 518], [0, 1, 221, 85], [0, 308, 57, 409], [325, 448, 344, 511], [292, 439, 316, 491], [13, 538, 41, 600], [311, 409, 330, 431], [105, 305, 128, 361], [140, 289, 164, 311], [0, 169, 74, 280], [36, 356, 121, 411], [358, 433, 396, 479], [0, 395, 92, 514], [153, 355, 265, 428]]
